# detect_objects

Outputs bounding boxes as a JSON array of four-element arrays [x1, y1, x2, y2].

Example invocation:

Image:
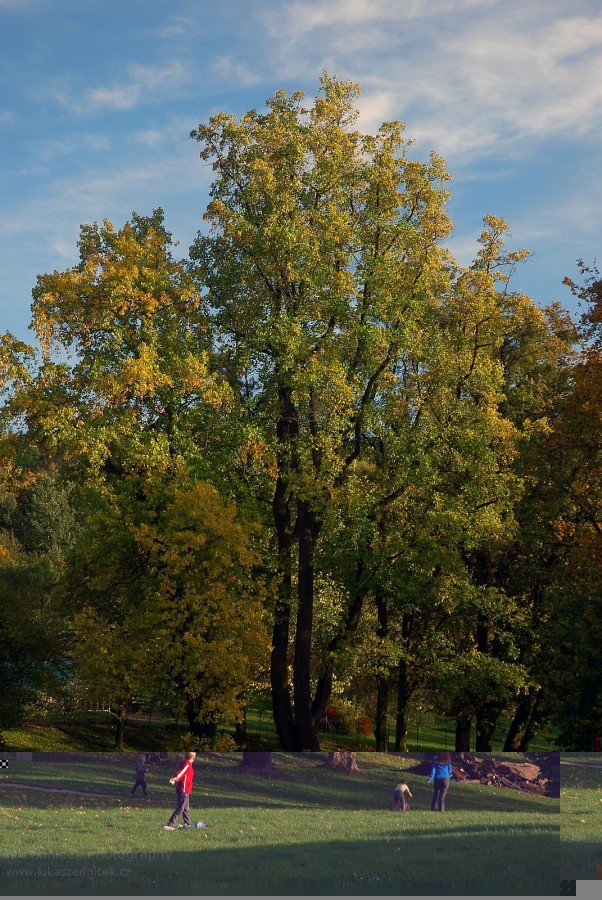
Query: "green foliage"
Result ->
[[0, 75, 588, 751], [0, 540, 71, 729], [0, 469, 80, 735], [67, 474, 271, 740]]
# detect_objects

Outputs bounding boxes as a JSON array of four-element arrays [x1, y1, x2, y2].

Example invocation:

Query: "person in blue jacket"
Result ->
[[428, 752, 453, 811]]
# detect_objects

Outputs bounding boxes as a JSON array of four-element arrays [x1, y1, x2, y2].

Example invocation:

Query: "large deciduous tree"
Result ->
[[21, 211, 271, 744], [549, 263, 602, 747], [0, 75, 581, 753], [189, 74, 462, 750]]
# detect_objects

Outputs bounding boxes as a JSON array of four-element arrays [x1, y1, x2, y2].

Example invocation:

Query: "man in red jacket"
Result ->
[[164, 752, 196, 830]]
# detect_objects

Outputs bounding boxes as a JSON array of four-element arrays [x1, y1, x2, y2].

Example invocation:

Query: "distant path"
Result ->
[[0, 781, 149, 800], [560, 761, 602, 768]]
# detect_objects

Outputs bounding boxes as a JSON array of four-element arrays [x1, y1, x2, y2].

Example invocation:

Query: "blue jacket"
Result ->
[[431, 763, 453, 780]]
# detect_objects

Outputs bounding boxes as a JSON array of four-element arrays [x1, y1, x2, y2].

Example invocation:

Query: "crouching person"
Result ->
[[391, 778, 412, 810]]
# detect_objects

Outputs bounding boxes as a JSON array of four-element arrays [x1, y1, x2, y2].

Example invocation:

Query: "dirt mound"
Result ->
[[408, 753, 559, 798]]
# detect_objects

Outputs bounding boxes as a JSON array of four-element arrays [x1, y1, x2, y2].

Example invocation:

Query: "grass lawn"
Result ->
[[3, 713, 190, 753], [4, 702, 558, 752], [0, 753, 559, 895], [560, 756, 602, 880]]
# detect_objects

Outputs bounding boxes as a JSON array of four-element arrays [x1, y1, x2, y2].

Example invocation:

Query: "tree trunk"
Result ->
[[374, 592, 389, 752], [375, 675, 389, 751], [293, 500, 321, 751], [311, 668, 333, 734], [394, 614, 413, 751], [240, 752, 274, 771], [311, 558, 366, 729], [518, 689, 546, 750], [325, 751, 359, 771], [394, 667, 409, 751], [270, 387, 299, 752], [503, 692, 536, 751], [234, 705, 247, 749], [475, 713, 498, 751], [473, 612, 502, 751], [184, 697, 217, 744], [455, 714, 472, 751], [114, 706, 125, 751], [270, 481, 297, 750]]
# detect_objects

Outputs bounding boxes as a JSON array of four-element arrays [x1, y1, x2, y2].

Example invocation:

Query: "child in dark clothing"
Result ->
[[131, 754, 149, 798]]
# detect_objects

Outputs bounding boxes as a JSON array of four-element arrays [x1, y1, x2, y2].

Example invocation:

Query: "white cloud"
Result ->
[[355, 90, 400, 133], [212, 55, 263, 87], [259, 3, 602, 164], [130, 129, 168, 147], [86, 84, 140, 112], [88, 61, 189, 111], [423, 13, 602, 152], [268, 0, 498, 44], [147, 12, 195, 39], [513, 171, 602, 241], [18, 134, 111, 171], [51, 61, 192, 115], [0, 135, 213, 271]]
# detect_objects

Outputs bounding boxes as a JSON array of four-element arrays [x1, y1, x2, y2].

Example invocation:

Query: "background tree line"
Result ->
[[0, 76, 598, 751]]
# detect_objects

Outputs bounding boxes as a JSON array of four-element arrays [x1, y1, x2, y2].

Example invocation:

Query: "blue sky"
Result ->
[[1, 0, 601, 342]]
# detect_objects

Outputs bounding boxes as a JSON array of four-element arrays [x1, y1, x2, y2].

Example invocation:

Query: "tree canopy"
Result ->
[[0, 74, 595, 750]]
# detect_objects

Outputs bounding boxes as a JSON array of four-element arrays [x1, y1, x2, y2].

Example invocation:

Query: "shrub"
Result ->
[[358, 717, 373, 736], [322, 704, 358, 736]]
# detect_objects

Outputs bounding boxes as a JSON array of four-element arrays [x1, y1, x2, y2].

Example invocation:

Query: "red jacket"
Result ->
[[173, 758, 194, 793]]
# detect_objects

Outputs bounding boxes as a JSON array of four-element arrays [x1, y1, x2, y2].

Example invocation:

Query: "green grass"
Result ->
[[0, 753, 559, 895], [3, 713, 190, 753], [3, 701, 558, 752], [560, 758, 602, 880], [242, 694, 559, 751], [560, 754, 602, 764]]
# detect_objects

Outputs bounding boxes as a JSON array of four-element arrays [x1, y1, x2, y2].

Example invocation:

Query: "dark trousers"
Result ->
[[131, 778, 148, 797], [431, 778, 450, 811], [168, 791, 191, 826], [392, 791, 408, 810]]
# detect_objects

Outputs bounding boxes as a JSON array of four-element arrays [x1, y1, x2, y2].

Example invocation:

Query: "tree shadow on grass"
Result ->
[[560, 836, 602, 880], [0, 828, 559, 896], [0, 783, 558, 816], [1, 754, 559, 815]]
